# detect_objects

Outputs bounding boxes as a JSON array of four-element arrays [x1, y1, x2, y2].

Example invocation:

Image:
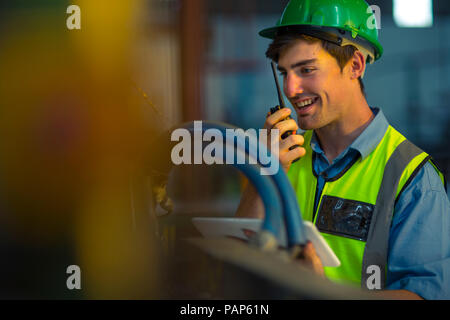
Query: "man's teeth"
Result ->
[[296, 98, 315, 108]]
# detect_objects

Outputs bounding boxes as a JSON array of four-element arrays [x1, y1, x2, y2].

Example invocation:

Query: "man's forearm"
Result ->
[[371, 289, 423, 300], [235, 184, 264, 218]]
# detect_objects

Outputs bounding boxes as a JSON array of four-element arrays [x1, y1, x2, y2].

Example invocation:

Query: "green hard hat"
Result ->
[[259, 0, 383, 62]]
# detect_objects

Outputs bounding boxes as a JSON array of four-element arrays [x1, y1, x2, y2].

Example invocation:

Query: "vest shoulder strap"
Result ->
[[361, 139, 424, 289], [429, 158, 448, 193]]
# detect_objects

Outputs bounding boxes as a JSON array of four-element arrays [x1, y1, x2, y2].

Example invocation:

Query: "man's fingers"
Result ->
[[302, 242, 324, 277], [264, 108, 292, 129], [277, 135, 305, 171], [263, 107, 303, 172], [272, 119, 298, 139], [279, 145, 306, 164], [279, 134, 304, 149], [279, 133, 305, 156]]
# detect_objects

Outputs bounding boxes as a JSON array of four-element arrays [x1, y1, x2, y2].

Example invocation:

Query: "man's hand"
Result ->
[[298, 241, 324, 277], [235, 107, 306, 219], [264, 107, 306, 172]]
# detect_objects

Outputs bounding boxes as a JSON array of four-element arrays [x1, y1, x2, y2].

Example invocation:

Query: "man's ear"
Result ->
[[349, 50, 366, 80]]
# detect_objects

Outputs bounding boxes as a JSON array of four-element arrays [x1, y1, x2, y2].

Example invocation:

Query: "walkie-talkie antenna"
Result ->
[[270, 61, 286, 108]]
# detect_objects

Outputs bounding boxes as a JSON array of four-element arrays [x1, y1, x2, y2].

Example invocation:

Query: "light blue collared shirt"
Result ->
[[310, 108, 450, 299]]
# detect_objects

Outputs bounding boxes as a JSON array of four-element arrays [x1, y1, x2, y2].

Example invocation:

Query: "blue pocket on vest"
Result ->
[[315, 195, 374, 241]]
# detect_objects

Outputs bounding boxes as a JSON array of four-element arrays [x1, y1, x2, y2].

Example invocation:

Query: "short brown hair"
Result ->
[[266, 33, 365, 96]]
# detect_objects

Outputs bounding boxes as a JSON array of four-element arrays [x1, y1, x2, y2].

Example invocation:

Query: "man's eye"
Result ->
[[279, 72, 287, 77], [302, 68, 314, 74]]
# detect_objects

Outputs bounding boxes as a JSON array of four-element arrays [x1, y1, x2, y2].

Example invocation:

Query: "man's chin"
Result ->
[[297, 118, 317, 131]]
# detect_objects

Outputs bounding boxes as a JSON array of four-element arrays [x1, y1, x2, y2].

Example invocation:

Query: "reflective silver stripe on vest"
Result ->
[[361, 139, 424, 289]]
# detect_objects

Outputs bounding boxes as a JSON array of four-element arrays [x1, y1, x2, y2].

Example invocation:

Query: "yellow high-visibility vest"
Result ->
[[287, 126, 445, 288]]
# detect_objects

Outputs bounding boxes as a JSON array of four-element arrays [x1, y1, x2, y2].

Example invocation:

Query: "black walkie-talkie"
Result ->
[[269, 61, 301, 163]]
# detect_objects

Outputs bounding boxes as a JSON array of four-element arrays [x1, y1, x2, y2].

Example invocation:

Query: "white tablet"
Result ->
[[191, 217, 340, 267]]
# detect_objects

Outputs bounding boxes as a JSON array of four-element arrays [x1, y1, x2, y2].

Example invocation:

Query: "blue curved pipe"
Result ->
[[178, 121, 306, 247], [233, 162, 284, 240]]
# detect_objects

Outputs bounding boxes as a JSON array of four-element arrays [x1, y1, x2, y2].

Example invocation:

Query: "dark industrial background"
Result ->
[[0, 0, 448, 299], [158, 0, 450, 216]]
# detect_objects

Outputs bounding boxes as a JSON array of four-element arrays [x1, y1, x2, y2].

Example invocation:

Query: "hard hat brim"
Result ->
[[259, 24, 383, 61]]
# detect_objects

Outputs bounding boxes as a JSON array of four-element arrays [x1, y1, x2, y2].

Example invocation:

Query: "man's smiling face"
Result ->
[[277, 39, 351, 130]]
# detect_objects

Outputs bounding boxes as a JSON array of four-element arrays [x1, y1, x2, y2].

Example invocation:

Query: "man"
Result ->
[[236, 0, 449, 299]]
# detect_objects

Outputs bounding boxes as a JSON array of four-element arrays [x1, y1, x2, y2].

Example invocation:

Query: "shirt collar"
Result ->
[[310, 107, 389, 161]]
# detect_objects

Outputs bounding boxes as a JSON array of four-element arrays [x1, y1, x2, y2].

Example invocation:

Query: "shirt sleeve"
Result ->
[[387, 161, 450, 300]]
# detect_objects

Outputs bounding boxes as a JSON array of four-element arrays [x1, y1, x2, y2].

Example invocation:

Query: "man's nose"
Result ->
[[284, 73, 304, 98]]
